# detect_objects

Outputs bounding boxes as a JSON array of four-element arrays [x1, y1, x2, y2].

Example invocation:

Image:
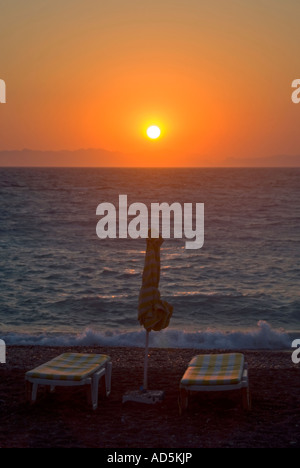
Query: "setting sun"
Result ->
[[146, 125, 161, 140]]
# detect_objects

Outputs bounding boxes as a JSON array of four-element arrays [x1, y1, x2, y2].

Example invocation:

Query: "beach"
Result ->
[[0, 345, 299, 448]]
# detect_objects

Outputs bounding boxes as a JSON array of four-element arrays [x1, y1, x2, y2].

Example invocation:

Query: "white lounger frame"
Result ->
[[26, 361, 112, 410]]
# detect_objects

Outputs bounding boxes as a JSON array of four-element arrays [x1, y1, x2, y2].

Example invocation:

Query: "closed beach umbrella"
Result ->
[[138, 231, 173, 391]]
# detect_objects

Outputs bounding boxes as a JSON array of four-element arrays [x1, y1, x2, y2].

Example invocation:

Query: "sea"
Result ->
[[0, 167, 299, 350]]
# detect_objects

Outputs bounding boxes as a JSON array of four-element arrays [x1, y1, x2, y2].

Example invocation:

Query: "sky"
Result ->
[[0, 0, 300, 166]]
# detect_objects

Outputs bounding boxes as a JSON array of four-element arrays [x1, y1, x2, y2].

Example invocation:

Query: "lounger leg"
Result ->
[[86, 384, 92, 406], [91, 378, 98, 411], [178, 388, 189, 415], [90, 369, 106, 410], [242, 387, 251, 410], [86, 377, 98, 410], [105, 362, 112, 396], [31, 382, 38, 402], [25, 380, 32, 402]]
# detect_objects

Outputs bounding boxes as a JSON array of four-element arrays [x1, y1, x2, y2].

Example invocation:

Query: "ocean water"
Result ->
[[0, 167, 299, 349]]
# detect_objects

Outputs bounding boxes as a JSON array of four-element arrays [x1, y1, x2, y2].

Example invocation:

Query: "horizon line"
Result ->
[[1, 165, 299, 169]]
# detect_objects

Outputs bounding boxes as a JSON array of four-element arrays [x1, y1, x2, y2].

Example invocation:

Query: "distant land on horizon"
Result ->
[[0, 149, 299, 168]]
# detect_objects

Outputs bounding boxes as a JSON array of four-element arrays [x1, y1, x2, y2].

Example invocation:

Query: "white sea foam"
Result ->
[[2, 321, 292, 349]]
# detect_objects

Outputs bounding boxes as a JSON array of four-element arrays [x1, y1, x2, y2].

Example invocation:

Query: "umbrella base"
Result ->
[[122, 389, 165, 405]]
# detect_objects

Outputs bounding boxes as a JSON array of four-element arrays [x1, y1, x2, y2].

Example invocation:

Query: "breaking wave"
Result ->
[[2, 321, 292, 350]]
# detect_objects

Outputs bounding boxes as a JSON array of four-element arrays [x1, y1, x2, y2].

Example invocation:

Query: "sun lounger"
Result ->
[[179, 352, 250, 413], [25, 353, 112, 410]]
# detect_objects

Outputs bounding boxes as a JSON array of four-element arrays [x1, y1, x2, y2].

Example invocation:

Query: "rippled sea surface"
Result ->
[[0, 167, 299, 349]]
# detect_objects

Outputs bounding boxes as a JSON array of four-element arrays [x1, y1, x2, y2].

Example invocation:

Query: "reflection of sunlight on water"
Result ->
[[161, 244, 185, 250], [96, 293, 129, 299], [173, 290, 203, 296], [124, 268, 137, 274], [164, 252, 182, 259], [161, 265, 191, 272]]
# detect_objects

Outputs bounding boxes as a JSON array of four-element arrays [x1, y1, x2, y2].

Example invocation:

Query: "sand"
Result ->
[[0, 345, 299, 448]]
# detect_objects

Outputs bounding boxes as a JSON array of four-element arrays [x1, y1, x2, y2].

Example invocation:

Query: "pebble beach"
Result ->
[[0, 345, 299, 448]]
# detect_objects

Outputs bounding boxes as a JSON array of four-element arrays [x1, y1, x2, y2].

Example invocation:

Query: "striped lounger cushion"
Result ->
[[26, 353, 110, 382], [181, 353, 245, 387]]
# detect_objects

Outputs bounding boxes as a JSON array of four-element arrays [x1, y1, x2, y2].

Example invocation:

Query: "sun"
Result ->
[[146, 125, 161, 139]]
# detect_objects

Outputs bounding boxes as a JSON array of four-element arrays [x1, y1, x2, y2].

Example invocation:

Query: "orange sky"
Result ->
[[0, 0, 300, 166]]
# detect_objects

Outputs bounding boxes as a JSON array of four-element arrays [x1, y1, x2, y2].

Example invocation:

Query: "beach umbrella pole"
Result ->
[[143, 330, 150, 390], [122, 328, 164, 404]]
